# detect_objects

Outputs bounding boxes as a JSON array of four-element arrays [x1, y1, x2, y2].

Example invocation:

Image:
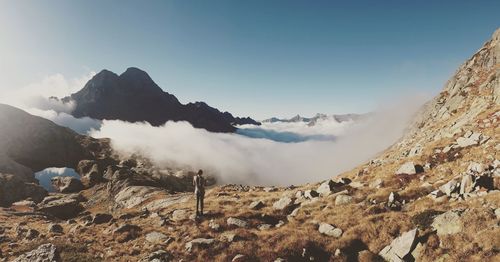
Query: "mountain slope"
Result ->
[[0, 29, 498, 261], [65, 67, 259, 132]]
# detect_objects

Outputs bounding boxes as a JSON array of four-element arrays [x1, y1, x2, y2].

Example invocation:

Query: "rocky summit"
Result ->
[[0, 28, 499, 262], [64, 67, 259, 133]]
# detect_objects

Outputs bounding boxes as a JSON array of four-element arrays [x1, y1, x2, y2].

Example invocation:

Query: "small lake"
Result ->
[[35, 167, 80, 192]]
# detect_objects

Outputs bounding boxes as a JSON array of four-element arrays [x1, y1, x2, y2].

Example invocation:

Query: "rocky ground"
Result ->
[[0, 29, 499, 262]]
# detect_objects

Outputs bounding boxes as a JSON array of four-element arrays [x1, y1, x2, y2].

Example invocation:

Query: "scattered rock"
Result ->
[[185, 238, 215, 252], [369, 178, 384, 188], [13, 244, 59, 262], [141, 250, 172, 262], [335, 194, 353, 205], [395, 162, 423, 175], [227, 217, 248, 228], [316, 180, 342, 196], [232, 254, 246, 262], [495, 208, 500, 219], [145, 232, 169, 244], [51, 176, 84, 193], [439, 179, 460, 196], [92, 213, 113, 224], [171, 209, 189, 222], [77, 160, 103, 187], [263, 187, 277, 192], [209, 219, 221, 231], [318, 223, 342, 238], [249, 200, 265, 210], [273, 196, 294, 210], [432, 210, 463, 235], [37, 194, 84, 219], [304, 190, 319, 199], [258, 224, 272, 231], [48, 224, 63, 234], [379, 229, 418, 262]]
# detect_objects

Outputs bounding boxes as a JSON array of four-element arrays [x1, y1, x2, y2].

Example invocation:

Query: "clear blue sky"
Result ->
[[0, 0, 498, 119]]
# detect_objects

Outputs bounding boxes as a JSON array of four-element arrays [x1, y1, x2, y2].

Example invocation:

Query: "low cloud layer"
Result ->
[[91, 94, 428, 186], [0, 71, 101, 134]]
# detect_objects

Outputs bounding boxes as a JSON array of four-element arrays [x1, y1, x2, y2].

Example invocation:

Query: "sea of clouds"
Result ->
[[1, 72, 429, 185]]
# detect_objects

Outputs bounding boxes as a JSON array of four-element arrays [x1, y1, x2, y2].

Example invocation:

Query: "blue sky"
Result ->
[[0, 1, 499, 119]]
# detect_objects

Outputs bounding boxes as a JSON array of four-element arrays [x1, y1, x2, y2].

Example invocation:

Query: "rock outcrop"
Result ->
[[65, 67, 259, 132]]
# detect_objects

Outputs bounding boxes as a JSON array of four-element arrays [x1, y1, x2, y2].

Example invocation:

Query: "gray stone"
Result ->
[[227, 217, 247, 228], [209, 219, 221, 231], [379, 229, 417, 262], [249, 200, 265, 210], [335, 194, 353, 205], [369, 178, 384, 188], [47, 224, 63, 234], [37, 194, 83, 219], [318, 223, 342, 238], [273, 196, 294, 210], [92, 213, 113, 224], [51, 176, 83, 193], [145, 232, 169, 244], [185, 238, 215, 252], [141, 250, 171, 262], [432, 210, 463, 235], [13, 243, 59, 262], [304, 190, 319, 199], [439, 179, 460, 196], [171, 209, 189, 222], [459, 174, 474, 194], [395, 162, 417, 175]]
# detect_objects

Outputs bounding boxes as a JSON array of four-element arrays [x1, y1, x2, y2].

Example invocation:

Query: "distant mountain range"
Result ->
[[263, 113, 364, 126], [61, 67, 259, 133]]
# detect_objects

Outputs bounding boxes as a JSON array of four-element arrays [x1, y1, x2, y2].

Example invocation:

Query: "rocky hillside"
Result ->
[[64, 67, 259, 133], [0, 29, 498, 262]]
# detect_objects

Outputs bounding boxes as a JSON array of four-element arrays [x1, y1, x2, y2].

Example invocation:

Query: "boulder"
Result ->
[[227, 217, 248, 228], [77, 160, 103, 187], [249, 200, 265, 210], [335, 194, 353, 205], [12, 243, 59, 262], [209, 219, 221, 231], [145, 232, 169, 244], [439, 179, 460, 196], [51, 176, 83, 193], [467, 162, 484, 174], [273, 196, 294, 210], [92, 213, 113, 224], [141, 250, 172, 262], [379, 229, 418, 262], [431, 210, 463, 235], [171, 209, 189, 222], [316, 180, 339, 196], [395, 162, 423, 175], [0, 174, 47, 207], [318, 223, 342, 238], [459, 174, 474, 194], [185, 238, 216, 252], [48, 224, 63, 234], [37, 194, 84, 219], [304, 190, 319, 199], [456, 133, 482, 148]]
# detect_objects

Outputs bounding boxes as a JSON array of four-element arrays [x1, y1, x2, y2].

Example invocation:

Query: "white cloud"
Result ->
[[0, 71, 101, 134], [90, 94, 427, 186]]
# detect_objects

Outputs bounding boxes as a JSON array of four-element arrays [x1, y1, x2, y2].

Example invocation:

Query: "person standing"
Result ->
[[193, 169, 206, 216]]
